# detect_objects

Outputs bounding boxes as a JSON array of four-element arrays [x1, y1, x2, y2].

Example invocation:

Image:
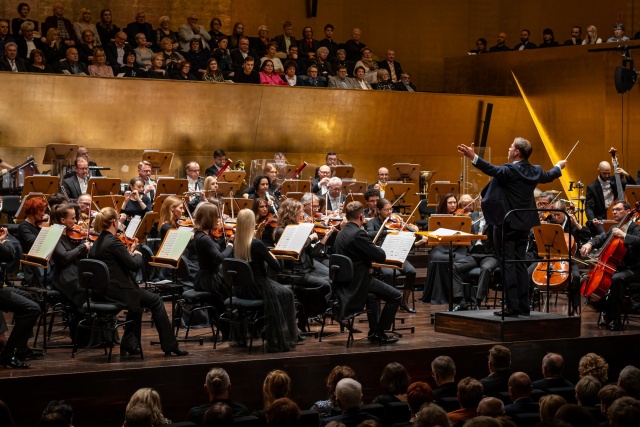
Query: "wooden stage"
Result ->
[[1, 293, 638, 427]]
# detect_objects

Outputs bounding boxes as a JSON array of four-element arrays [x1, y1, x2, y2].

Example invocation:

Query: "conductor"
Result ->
[[457, 138, 566, 317]]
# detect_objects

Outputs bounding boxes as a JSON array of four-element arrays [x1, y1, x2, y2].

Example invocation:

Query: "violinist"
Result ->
[[274, 198, 331, 300], [17, 197, 49, 286], [90, 207, 188, 357], [579, 201, 640, 331], [301, 192, 337, 264], [365, 198, 417, 313], [76, 193, 93, 227], [536, 192, 554, 222], [585, 161, 635, 236], [157, 195, 186, 240], [252, 197, 276, 247], [121, 177, 152, 222], [457, 194, 476, 215], [247, 174, 280, 212], [363, 188, 380, 220], [192, 203, 234, 322]]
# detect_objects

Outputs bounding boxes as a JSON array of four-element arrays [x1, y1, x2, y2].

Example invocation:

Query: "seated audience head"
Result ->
[[284, 60, 297, 76], [0, 400, 14, 427], [376, 69, 390, 82], [380, 362, 411, 395], [325, 365, 357, 405], [458, 377, 484, 409], [579, 353, 608, 384], [414, 403, 451, 427], [555, 403, 597, 427], [508, 372, 532, 401], [41, 401, 74, 426], [37, 414, 68, 427], [608, 396, 640, 427], [538, 394, 567, 423], [478, 396, 505, 418], [576, 375, 602, 407], [125, 388, 166, 427], [206, 367, 231, 399], [306, 64, 319, 78], [263, 369, 291, 409], [463, 417, 501, 427], [406, 382, 433, 416], [543, 28, 555, 43], [124, 404, 153, 427], [335, 378, 362, 411], [476, 38, 488, 52], [488, 345, 511, 373], [261, 59, 274, 73], [618, 365, 640, 399], [542, 352, 565, 378], [203, 402, 233, 427], [599, 385, 627, 416], [431, 355, 456, 385], [266, 397, 300, 427]]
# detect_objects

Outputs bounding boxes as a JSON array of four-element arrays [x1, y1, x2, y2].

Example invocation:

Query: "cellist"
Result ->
[[579, 201, 640, 331]]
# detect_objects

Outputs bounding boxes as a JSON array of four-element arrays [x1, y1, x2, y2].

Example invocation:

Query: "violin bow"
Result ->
[[182, 198, 194, 224], [401, 199, 425, 232], [373, 216, 391, 245], [457, 194, 481, 214]]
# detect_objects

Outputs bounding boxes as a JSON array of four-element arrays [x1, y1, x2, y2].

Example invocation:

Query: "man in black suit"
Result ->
[[56, 48, 89, 75], [205, 149, 227, 177], [396, 73, 418, 92], [481, 345, 512, 397], [15, 21, 44, 59], [326, 177, 346, 213], [378, 49, 403, 82], [563, 26, 583, 46], [229, 36, 257, 74], [320, 378, 381, 426], [124, 11, 154, 48], [489, 32, 510, 52], [0, 20, 15, 57], [231, 56, 259, 84], [513, 29, 537, 50], [0, 42, 26, 72], [62, 156, 90, 199], [273, 21, 297, 57], [504, 372, 539, 417], [458, 138, 565, 317], [580, 201, 640, 330], [333, 201, 401, 343], [312, 165, 331, 196], [585, 161, 635, 236], [104, 32, 132, 72], [319, 24, 340, 58], [298, 26, 320, 61], [532, 353, 574, 391], [186, 367, 249, 425], [431, 355, 459, 400]]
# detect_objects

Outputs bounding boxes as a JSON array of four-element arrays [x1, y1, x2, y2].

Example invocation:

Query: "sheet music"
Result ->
[[380, 231, 415, 263], [157, 229, 192, 261], [432, 227, 466, 236], [272, 223, 314, 254], [125, 216, 142, 239], [28, 224, 65, 260]]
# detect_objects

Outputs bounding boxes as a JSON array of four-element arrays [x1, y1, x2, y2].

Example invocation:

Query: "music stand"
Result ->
[[390, 163, 420, 183], [135, 212, 159, 243], [15, 193, 50, 222], [284, 192, 303, 201], [330, 165, 355, 178], [153, 194, 189, 213], [280, 180, 310, 194], [344, 192, 366, 205], [43, 143, 78, 180], [428, 181, 460, 206], [93, 195, 125, 212], [221, 197, 252, 213], [386, 182, 415, 213], [20, 176, 60, 199], [532, 223, 571, 313], [87, 178, 121, 196], [217, 182, 239, 198], [156, 179, 188, 196], [219, 170, 246, 185], [342, 180, 368, 194], [624, 185, 640, 205], [142, 151, 173, 179]]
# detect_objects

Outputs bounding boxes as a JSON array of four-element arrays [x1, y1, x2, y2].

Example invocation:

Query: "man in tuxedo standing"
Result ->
[[457, 138, 566, 317]]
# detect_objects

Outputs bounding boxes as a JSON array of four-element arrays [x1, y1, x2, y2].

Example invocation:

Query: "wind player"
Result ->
[[62, 156, 90, 200], [204, 148, 227, 177], [365, 198, 417, 313], [580, 200, 640, 331], [326, 177, 345, 213], [312, 165, 332, 196], [368, 167, 390, 198]]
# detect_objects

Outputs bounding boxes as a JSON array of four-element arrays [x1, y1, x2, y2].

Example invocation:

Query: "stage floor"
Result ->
[[1, 291, 638, 427]]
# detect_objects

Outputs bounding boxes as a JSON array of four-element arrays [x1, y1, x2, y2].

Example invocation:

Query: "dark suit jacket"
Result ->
[[588, 221, 640, 269], [531, 377, 574, 391], [104, 42, 133, 68], [56, 60, 89, 75], [395, 81, 417, 92], [432, 381, 459, 400], [52, 234, 89, 307], [273, 34, 297, 53], [481, 369, 511, 397], [327, 194, 346, 212], [474, 157, 562, 230], [585, 175, 635, 221], [0, 56, 27, 72], [319, 38, 340, 57], [42, 16, 78, 43], [320, 407, 381, 427], [298, 38, 320, 59], [62, 175, 85, 199], [512, 41, 537, 50], [124, 22, 154, 47], [232, 70, 260, 84], [504, 397, 540, 416], [378, 60, 403, 78], [15, 36, 45, 59], [489, 45, 511, 52], [333, 222, 387, 319], [230, 48, 259, 71], [90, 231, 143, 309]]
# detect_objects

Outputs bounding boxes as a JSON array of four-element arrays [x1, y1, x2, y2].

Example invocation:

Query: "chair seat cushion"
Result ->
[[224, 298, 264, 309], [81, 302, 122, 313], [182, 290, 214, 301]]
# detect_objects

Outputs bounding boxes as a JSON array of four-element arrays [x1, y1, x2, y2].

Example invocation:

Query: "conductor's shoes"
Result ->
[[453, 303, 468, 312], [1, 356, 29, 369], [375, 333, 399, 344], [610, 321, 622, 331], [494, 309, 519, 318]]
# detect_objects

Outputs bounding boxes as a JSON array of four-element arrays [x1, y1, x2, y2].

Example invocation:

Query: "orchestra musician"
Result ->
[[90, 206, 188, 357], [62, 156, 90, 200], [121, 177, 152, 221], [314, 152, 338, 179], [333, 201, 401, 344], [188, 175, 219, 212], [585, 161, 636, 236], [326, 177, 345, 213], [363, 188, 380, 220], [457, 138, 566, 318], [204, 148, 227, 177], [312, 165, 332, 196], [243, 164, 279, 199], [368, 167, 389, 198], [17, 197, 49, 286], [185, 161, 204, 196], [76, 193, 93, 227], [157, 195, 198, 283], [253, 197, 276, 248], [579, 201, 640, 331], [137, 160, 156, 201], [246, 174, 280, 212], [64, 146, 102, 178], [365, 198, 417, 313]]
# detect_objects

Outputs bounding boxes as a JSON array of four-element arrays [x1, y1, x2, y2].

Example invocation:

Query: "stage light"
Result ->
[[614, 58, 637, 93]]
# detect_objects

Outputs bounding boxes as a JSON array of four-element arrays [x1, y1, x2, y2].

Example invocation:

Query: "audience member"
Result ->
[[42, 3, 77, 47], [372, 69, 395, 90], [319, 24, 340, 58], [73, 8, 101, 45], [124, 404, 153, 427], [15, 21, 45, 59], [202, 402, 233, 427], [96, 9, 119, 45], [414, 403, 451, 427], [617, 365, 640, 399], [228, 22, 244, 49], [331, 49, 353, 77], [575, 376, 602, 407], [321, 378, 380, 427], [266, 397, 300, 427], [583, 25, 603, 44], [563, 26, 583, 46], [353, 66, 373, 90], [606, 23, 629, 43], [186, 367, 249, 424], [404, 382, 434, 424], [12, 3, 39, 37], [312, 365, 358, 417], [303, 64, 324, 87], [469, 38, 488, 54], [512, 29, 537, 50], [538, 394, 567, 425], [504, 372, 538, 417], [345, 28, 366, 62], [481, 345, 512, 397], [477, 397, 505, 418], [183, 38, 209, 77], [431, 355, 458, 400], [0, 20, 14, 56], [145, 52, 167, 79], [579, 353, 609, 385], [298, 26, 320, 60], [208, 17, 227, 46], [372, 362, 411, 404], [233, 56, 260, 84], [263, 369, 292, 409], [328, 65, 356, 88], [178, 13, 211, 52], [274, 21, 296, 57], [27, 48, 55, 73], [598, 385, 627, 421], [124, 11, 154, 48], [76, 29, 99, 65], [447, 377, 483, 424], [41, 400, 74, 426], [282, 60, 303, 86], [463, 417, 501, 427], [538, 28, 559, 48], [555, 403, 597, 427], [105, 31, 132, 71], [489, 33, 510, 52], [532, 353, 574, 391], [311, 46, 334, 78], [125, 388, 170, 426], [56, 46, 88, 74], [230, 36, 257, 73], [354, 47, 378, 84], [0, 42, 26, 72], [37, 413, 68, 427], [154, 16, 177, 50], [607, 396, 640, 427], [134, 33, 153, 69], [259, 59, 287, 85], [261, 42, 284, 73], [378, 50, 403, 82], [286, 44, 306, 74], [88, 47, 114, 77]]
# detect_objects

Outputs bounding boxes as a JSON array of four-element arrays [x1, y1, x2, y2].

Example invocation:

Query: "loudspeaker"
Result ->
[[308, 0, 318, 17], [614, 66, 637, 93]]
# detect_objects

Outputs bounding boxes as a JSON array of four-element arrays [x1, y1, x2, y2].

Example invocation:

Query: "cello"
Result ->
[[581, 202, 640, 302]]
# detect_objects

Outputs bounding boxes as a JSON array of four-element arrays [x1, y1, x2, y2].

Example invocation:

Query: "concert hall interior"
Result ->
[[2, 1, 640, 427]]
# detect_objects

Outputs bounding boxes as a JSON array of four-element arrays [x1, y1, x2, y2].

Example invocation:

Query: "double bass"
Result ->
[[606, 147, 625, 219], [581, 202, 640, 302]]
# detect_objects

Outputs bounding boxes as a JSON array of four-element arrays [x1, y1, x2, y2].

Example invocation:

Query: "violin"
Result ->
[[385, 214, 419, 232], [66, 226, 99, 242], [177, 217, 193, 227]]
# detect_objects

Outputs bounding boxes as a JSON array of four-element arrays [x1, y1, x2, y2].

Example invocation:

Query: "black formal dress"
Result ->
[[52, 234, 89, 307], [193, 230, 233, 312]]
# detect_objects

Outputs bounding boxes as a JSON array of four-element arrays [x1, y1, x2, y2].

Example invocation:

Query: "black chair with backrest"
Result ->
[[299, 409, 320, 427], [72, 258, 141, 361], [546, 386, 577, 404], [179, 287, 218, 348], [509, 412, 541, 427], [220, 258, 268, 353], [435, 396, 460, 413], [384, 401, 411, 426]]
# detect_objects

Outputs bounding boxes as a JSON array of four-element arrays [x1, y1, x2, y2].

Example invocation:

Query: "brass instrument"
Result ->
[[419, 170, 435, 195]]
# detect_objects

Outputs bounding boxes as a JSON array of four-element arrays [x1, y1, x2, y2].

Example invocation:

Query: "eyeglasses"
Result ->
[[188, 169, 200, 172], [612, 208, 624, 212]]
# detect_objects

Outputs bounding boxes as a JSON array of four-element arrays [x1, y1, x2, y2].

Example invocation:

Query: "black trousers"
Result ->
[[495, 227, 530, 313], [365, 278, 402, 334], [0, 288, 41, 360], [122, 288, 177, 352]]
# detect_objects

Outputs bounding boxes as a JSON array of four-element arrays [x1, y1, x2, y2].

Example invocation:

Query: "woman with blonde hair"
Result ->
[[263, 370, 292, 409], [43, 28, 65, 63], [578, 352, 608, 384], [156, 16, 179, 49], [538, 394, 567, 425], [125, 388, 171, 425], [582, 25, 602, 45], [233, 209, 298, 351], [88, 47, 113, 77], [157, 195, 184, 239], [74, 8, 101, 45]]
